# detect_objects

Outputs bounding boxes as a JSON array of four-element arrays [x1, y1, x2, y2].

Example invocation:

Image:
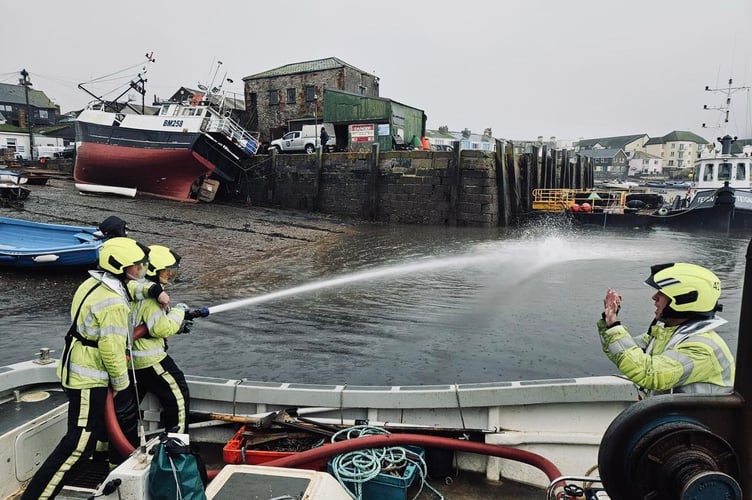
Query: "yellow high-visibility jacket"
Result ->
[[58, 271, 131, 391], [129, 292, 185, 370], [597, 317, 735, 396]]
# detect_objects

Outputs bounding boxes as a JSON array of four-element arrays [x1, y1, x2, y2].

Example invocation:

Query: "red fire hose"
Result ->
[[264, 433, 563, 482], [103, 324, 150, 458], [111, 325, 559, 484]]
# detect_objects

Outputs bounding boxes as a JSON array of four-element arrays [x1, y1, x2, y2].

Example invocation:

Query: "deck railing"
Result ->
[[532, 188, 628, 213]]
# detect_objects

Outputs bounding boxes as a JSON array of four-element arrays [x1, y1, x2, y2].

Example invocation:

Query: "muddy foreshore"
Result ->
[[6, 177, 359, 275]]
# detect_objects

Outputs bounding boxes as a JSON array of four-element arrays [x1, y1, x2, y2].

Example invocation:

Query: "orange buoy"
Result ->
[[581, 202, 592, 212], [571, 204, 580, 212]]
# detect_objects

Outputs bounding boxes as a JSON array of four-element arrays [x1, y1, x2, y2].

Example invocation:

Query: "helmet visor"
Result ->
[[158, 266, 179, 284]]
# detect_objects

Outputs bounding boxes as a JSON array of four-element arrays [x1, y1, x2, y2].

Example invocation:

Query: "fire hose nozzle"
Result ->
[[185, 307, 210, 320]]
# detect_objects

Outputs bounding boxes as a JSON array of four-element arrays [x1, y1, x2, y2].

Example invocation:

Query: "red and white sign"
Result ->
[[349, 124, 375, 143]]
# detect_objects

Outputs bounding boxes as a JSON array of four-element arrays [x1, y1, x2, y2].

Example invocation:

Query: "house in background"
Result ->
[[575, 134, 649, 156], [243, 57, 380, 144], [426, 127, 495, 151], [0, 125, 66, 160], [0, 82, 59, 129], [628, 150, 663, 176], [580, 148, 628, 180], [643, 131, 709, 171]]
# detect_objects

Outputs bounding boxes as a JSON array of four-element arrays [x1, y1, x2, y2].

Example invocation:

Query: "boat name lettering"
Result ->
[[162, 119, 184, 127]]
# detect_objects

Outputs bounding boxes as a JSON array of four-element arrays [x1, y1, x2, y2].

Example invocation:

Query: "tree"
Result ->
[[438, 125, 449, 134], [462, 128, 471, 139]]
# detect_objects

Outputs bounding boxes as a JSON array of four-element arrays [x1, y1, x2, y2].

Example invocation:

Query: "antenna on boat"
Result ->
[[702, 77, 750, 136], [77, 52, 156, 113]]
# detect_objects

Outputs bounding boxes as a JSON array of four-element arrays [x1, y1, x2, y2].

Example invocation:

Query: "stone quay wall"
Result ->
[[243, 145, 503, 226]]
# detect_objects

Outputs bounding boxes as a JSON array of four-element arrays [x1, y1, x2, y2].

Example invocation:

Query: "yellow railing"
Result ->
[[532, 188, 628, 213]]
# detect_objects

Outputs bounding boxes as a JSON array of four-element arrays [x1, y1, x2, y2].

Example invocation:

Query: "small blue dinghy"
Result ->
[[0, 217, 109, 268]]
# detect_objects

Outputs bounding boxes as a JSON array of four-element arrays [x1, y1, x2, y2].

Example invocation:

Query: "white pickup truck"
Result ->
[[270, 124, 335, 154]]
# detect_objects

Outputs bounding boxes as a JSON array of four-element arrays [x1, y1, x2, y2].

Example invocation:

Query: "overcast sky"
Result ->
[[2, 0, 751, 142]]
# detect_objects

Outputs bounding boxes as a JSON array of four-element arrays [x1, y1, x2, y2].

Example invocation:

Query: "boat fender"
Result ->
[[657, 207, 669, 216]]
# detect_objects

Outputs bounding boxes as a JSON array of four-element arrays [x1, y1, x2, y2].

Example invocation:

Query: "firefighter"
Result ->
[[598, 262, 735, 397], [21, 237, 150, 500], [114, 245, 192, 460]]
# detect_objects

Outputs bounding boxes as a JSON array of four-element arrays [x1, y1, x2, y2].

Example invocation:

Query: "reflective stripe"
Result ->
[[682, 335, 735, 387], [675, 382, 733, 394], [661, 350, 694, 385], [110, 374, 129, 388], [77, 387, 91, 427], [68, 363, 109, 381], [159, 368, 187, 433], [607, 336, 637, 356], [132, 347, 166, 358], [41, 390, 93, 499]]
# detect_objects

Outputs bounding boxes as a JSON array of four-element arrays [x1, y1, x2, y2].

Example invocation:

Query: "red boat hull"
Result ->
[[74, 142, 214, 202]]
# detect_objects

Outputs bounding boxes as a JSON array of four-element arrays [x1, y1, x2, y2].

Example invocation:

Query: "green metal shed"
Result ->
[[322, 89, 426, 151]]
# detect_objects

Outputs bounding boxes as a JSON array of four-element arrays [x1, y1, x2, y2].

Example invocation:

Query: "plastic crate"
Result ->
[[328, 446, 424, 500], [222, 425, 327, 471]]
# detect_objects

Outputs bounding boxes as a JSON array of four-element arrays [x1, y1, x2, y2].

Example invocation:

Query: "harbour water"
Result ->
[[0, 182, 748, 386]]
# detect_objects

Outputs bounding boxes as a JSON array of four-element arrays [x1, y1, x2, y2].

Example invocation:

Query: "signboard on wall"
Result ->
[[350, 124, 375, 143]]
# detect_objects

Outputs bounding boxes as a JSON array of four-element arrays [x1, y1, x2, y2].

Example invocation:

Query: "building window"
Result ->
[[268, 89, 279, 105], [679, 143, 686, 150], [287, 88, 296, 104], [359, 86, 367, 95], [668, 160, 674, 166], [671, 143, 676, 149], [39, 110, 48, 119], [305, 86, 316, 102]]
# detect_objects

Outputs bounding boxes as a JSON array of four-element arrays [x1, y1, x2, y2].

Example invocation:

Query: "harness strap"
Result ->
[[61, 282, 102, 385]]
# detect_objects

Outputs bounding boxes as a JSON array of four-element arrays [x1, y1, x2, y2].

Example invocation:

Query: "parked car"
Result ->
[[60, 145, 76, 158]]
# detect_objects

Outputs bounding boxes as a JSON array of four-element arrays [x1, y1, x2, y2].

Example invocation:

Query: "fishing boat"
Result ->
[[0, 217, 110, 268], [558, 135, 752, 231], [73, 57, 260, 202]]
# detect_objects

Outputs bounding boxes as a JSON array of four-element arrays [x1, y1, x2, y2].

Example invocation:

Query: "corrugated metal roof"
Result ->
[[0, 83, 57, 108], [244, 57, 374, 80]]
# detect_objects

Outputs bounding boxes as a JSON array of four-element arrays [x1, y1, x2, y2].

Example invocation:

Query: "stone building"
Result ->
[[243, 57, 380, 143]]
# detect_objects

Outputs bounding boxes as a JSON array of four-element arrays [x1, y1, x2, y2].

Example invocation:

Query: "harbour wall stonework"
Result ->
[[242, 143, 510, 226]]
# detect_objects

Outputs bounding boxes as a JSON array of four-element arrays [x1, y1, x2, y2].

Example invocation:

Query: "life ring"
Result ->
[[657, 207, 669, 216]]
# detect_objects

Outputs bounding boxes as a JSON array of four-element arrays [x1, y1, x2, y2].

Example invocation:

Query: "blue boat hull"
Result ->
[[0, 217, 104, 268]]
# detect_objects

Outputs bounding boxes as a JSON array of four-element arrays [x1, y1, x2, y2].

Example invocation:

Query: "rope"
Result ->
[[167, 455, 184, 500], [328, 425, 444, 500]]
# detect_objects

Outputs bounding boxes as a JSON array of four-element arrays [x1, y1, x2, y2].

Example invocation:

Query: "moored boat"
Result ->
[[73, 58, 260, 202], [0, 217, 109, 268], [0, 169, 28, 185]]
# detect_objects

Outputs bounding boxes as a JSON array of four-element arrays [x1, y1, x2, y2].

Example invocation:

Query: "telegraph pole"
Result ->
[[19, 69, 34, 161]]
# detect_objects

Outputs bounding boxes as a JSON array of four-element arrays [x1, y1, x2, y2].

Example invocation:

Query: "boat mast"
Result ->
[[77, 52, 155, 113], [703, 78, 750, 139]]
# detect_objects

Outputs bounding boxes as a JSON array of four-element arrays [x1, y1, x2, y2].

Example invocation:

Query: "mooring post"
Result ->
[[368, 143, 380, 221], [312, 145, 323, 211]]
